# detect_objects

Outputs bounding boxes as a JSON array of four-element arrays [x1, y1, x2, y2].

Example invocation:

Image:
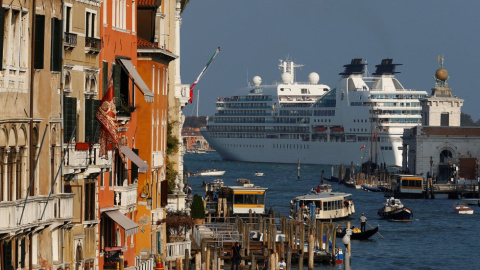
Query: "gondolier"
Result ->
[[359, 213, 367, 232]]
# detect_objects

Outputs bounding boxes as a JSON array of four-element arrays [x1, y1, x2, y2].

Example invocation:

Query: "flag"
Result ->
[[360, 145, 365, 150], [96, 74, 119, 158], [189, 47, 221, 103]]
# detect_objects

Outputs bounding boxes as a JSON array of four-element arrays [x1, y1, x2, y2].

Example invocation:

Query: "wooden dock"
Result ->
[[185, 211, 347, 270]]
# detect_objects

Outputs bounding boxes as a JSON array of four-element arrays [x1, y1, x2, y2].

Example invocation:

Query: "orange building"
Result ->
[[134, 0, 178, 257], [98, 0, 154, 268]]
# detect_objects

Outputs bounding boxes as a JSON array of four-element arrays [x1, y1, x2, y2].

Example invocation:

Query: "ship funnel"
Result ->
[[339, 58, 365, 76], [373, 59, 402, 76]]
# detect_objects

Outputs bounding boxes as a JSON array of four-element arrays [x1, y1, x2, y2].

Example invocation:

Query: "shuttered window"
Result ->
[[85, 99, 101, 143], [34, 15, 45, 69], [50, 18, 63, 72], [113, 61, 130, 109], [102, 61, 108, 97], [161, 180, 168, 207], [113, 63, 122, 106], [63, 96, 77, 143], [0, 8, 5, 70], [131, 148, 139, 182]]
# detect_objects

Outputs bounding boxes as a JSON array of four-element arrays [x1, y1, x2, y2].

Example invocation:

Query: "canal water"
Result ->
[[184, 152, 480, 270]]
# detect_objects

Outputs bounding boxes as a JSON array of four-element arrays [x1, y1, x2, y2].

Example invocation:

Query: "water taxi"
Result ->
[[290, 192, 355, 221]]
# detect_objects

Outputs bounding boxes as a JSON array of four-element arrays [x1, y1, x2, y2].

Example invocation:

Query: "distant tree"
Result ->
[[461, 113, 476, 126], [190, 194, 206, 219], [183, 116, 207, 128]]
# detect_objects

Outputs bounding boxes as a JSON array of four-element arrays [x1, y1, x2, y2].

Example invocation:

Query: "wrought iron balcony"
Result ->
[[64, 32, 78, 49], [85, 37, 101, 54]]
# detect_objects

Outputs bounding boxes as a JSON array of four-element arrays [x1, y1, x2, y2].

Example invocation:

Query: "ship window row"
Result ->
[[273, 127, 309, 133], [216, 110, 268, 116], [217, 95, 272, 102], [279, 96, 316, 102], [207, 126, 265, 132], [217, 103, 268, 109], [380, 146, 393, 151], [353, 119, 368, 123], [371, 110, 422, 115], [282, 103, 312, 108], [275, 117, 309, 124], [370, 94, 427, 99], [349, 128, 367, 132], [279, 110, 312, 116], [313, 110, 335, 116], [213, 133, 265, 139], [210, 117, 265, 124], [313, 119, 332, 123], [376, 102, 421, 107], [273, 144, 309, 150], [222, 143, 265, 148]]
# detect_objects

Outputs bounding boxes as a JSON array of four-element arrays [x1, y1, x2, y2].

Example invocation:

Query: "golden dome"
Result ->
[[435, 68, 448, 81]]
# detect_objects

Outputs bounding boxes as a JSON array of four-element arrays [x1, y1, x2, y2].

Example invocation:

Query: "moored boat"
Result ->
[[336, 226, 379, 240], [290, 192, 355, 221], [460, 198, 480, 206], [377, 197, 413, 221], [452, 203, 474, 214]]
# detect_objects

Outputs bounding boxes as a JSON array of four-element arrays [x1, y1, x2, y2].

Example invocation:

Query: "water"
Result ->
[[184, 152, 480, 269]]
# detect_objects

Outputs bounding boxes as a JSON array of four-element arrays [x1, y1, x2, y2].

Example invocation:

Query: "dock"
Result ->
[[183, 211, 347, 270]]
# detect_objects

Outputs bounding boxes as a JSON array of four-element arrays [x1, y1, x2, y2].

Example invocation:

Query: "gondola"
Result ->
[[336, 226, 379, 240]]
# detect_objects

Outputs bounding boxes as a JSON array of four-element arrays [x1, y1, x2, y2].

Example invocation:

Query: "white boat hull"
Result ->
[[202, 133, 402, 166], [198, 171, 225, 176]]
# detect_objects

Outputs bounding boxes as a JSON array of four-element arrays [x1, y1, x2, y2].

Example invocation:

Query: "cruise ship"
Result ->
[[201, 58, 428, 166]]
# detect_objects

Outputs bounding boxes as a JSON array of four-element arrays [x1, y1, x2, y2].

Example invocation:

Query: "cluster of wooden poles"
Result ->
[[184, 210, 353, 270]]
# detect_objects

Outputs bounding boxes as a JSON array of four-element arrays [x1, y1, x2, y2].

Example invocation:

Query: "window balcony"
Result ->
[[64, 32, 78, 49], [114, 183, 138, 212], [64, 144, 112, 177], [85, 37, 101, 54], [64, 144, 89, 174], [166, 241, 191, 262]]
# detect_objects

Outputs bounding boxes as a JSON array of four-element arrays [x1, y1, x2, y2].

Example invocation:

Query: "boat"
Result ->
[[377, 197, 413, 221], [336, 226, 379, 240], [205, 179, 268, 216], [310, 183, 333, 193], [460, 198, 480, 206], [290, 192, 355, 221], [344, 178, 361, 189], [384, 174, 424, 199], [201, 58, 428, 166], [361, 185, 382, 192], [197, 169, 226, 176], [254, 172, 265, 177], [452, 203, 474, 214]]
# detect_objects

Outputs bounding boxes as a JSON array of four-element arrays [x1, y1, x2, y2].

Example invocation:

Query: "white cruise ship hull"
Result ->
[[202, 132, 402, 166]]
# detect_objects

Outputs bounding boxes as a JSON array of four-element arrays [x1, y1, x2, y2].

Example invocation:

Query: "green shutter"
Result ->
[[50, 18, 63, 72], [102, 61, 108, 97], [63, 96, 77, 143], [131, 148, 139, 182], [34, 15, 45, 69], [84, 99, 94, 143], [113, 64, 121, 107], [0, 8, 5, 70], [93, 99, 101, 142]]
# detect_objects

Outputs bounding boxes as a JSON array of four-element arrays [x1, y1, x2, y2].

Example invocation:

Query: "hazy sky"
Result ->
[[180, 1, 480, 119]]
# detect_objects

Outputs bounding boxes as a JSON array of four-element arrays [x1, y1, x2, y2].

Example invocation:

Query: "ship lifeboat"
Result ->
[[314, 126, 327, 132], [330, 126, 344, 133]]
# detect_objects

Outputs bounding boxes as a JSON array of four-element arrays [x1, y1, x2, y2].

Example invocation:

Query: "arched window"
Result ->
[[440, 149, 453, 163]]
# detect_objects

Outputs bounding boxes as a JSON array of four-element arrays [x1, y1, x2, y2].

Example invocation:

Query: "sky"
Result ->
[[180, 1, 480, 120]]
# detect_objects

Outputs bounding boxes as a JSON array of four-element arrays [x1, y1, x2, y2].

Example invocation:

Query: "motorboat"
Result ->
[[290, 192, 355, 221], [310, 183, 333, 193], [377, 197, 413, 221], [452, 203, 474, 214], [254, 172, 265, 177], [197, 169, 226, 176]]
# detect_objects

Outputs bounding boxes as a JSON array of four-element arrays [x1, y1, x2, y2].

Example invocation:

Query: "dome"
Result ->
[[308, 72, 320, 84], [281, 72, 292, 83], [253, 76, 262, 86], [435, 68, 448, 81]]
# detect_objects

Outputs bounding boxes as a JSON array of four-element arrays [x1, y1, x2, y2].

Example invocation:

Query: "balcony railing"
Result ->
[[165, 241, 191, 261], [85, 37, 101, 53], [0, 194, 74, 236], [64, 32, 78, 49], [64, 144, 112, 176], [114, 183, 138, 211]]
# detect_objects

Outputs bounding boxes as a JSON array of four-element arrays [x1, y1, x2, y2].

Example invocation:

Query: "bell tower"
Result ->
[[420, 55, 463, 126]]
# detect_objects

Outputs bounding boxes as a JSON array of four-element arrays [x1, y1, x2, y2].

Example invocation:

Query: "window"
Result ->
[[113, 63, 130, 109], [50, 17, 63, 72], [441, 113, 449, 126], [115, 152, 126, 186], [63, 96, 77, 142], [85, 11, 96, 37], [102, 61, 108, 96], [85, 181, 95, 221], [84, 99, 101, 143], [65, 6, 72, 33], [34, 14, 45, 69], [113, 0, 126, 29]]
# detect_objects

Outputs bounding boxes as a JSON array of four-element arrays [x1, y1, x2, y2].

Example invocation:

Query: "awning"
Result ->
[[118, 58, 154, 103], [104, 210, 139, 236], [120, 146, 149, 173]]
